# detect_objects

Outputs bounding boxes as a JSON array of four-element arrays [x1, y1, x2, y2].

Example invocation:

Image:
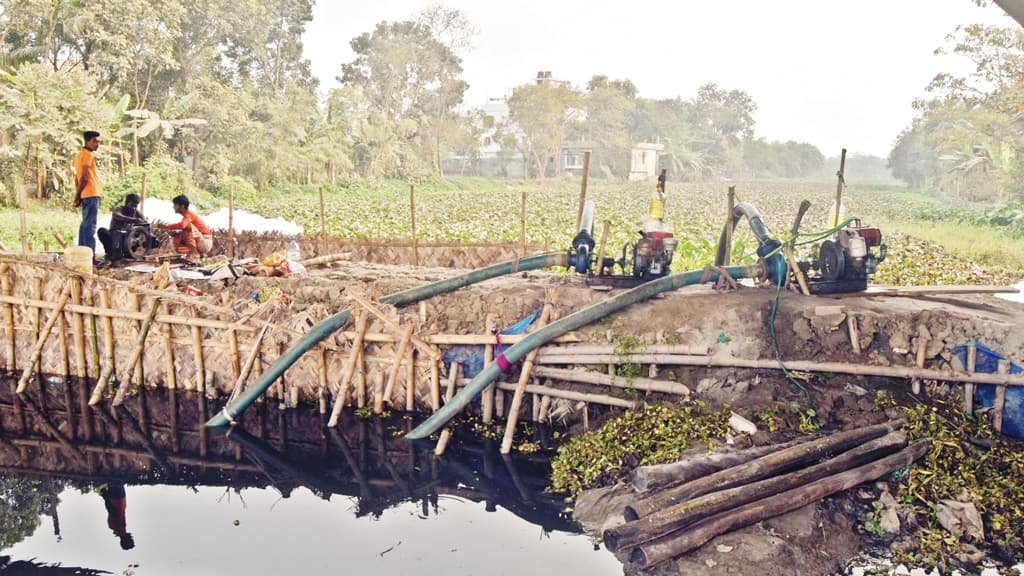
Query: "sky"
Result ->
[[304, 0, 1016, 158]]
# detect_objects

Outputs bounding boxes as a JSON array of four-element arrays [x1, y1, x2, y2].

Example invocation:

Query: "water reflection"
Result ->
[[0, 377, 622, 575]]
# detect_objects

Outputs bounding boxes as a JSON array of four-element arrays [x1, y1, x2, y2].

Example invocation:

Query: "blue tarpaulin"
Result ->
[[953, 342, 1023, 439], [442, 309, 541, 378]]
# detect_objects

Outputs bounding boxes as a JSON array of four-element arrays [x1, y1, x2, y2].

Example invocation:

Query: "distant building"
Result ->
[[629, 142, 665, 182]]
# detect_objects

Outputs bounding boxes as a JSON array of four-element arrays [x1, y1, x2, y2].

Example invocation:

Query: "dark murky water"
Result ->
[[0, 378, 623, 575]]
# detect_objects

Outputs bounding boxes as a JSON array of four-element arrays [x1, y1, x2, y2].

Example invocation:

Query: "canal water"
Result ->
[[0, 379, 623, 575]]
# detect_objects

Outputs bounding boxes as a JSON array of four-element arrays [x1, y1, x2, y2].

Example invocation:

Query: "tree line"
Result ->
[[1, 1, 840, 206], [888, 22, 1024, 202]]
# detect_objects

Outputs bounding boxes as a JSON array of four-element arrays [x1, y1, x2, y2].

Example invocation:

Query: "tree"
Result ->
[[506, 81, 581, 178], [574, 75, 638, 177], [0, 476, 56, 550], [339, 19, 468, 177]]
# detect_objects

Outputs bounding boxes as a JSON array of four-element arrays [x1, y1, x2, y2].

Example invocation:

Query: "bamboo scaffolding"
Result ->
[[430, 357, 441, 412], [964, 344, 977, 413], [190, 307, 206, 395], [435, 362, 461, 456], [481, 316, 496, 423], [994, 360, 1009, 432], [346, 292, 440, 361], [537, 344, 711, 357], [501, 293, 556, 454], [456, 378, 639, 409], [106, 295, 163, 406], [16, 281, 74, 393], [161, 302, 176, 390], [405, 349, 416, 412], [71, 279, 87, 379], [91, 288, 117, 400], [0, 266, 13, 372]]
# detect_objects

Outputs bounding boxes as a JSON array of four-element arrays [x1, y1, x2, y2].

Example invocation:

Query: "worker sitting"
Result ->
[[167, 194, 214, 260], [97, 193, 156, 264]]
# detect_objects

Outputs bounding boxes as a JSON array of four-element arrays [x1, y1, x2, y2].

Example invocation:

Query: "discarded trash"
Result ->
[[185, 286, 203, 296]]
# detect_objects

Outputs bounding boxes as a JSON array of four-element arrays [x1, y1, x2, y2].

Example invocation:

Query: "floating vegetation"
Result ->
[[550, 402, 731, 495], [894, 401, 1024, 573]]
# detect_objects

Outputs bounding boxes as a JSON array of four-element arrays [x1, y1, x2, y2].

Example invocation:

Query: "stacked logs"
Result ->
[[602, 420, 930, 570]]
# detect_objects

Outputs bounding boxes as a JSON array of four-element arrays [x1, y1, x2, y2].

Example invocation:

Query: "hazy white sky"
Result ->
[[304, 1, 1015, 158]]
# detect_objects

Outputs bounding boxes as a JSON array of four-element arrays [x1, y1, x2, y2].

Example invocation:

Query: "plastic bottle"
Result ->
[[827, 200, 847, 229], [287, 239, 301, 262]]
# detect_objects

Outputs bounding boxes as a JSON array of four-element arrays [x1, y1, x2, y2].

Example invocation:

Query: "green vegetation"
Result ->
[[550, 402, 731, 495], [895, 401, 1024, 573]]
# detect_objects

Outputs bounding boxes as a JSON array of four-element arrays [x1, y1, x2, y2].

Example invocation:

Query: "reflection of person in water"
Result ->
[[97, 482, 134, 550]]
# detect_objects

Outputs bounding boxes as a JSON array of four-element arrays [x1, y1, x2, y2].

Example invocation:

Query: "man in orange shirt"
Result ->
[[168, 194, 214, 260], [73, 131, 103, 252]]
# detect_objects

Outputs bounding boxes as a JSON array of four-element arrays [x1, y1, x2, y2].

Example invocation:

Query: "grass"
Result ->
[[0, 202, 80, 250], [881, 219, 1024, 274]]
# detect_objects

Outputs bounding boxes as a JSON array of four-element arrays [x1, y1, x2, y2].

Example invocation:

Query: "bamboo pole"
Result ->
[[531, 353, 1024, 387], [91, 288, 117, 401], [482, 314, 496, 423], [405, 349, 416, 411], [71, 279, 87, 379], [631, 441, 930, 570], [430, 357, 441, 411], [964, 344, 977, 413], [434, 362, 461, 456], [105, 296, 162, 406], [139, 172, 147, 213], [520, 190, 527, 258], [319, 185, 327, 256], [228, 181, 235, 259], [912, 333, 929, 395], [456, 378, 639, 409], [538, 344, 711, 357], [355, 347, 366, 408], [0, 294, 258, 332], [318, 348, 329, 415], [723, 186, 735, 265], [161, 302, 176, 390], [501, 293, 556, 454], [833, 149, 847, 228], [994, 360, 1009, 432], [1, 266, 16, 372], [626, 420, 906, 520], [379, 324, 413, 412], [19, 177, 28, 253], [847, 313, 862, 355], [300, 252, 352, 268], [328, 311, 369, 426], [606, 432, 907, 553], [226, 318, 274, 407], [409, 185, 418, 267], [531, 366, 690, 396], [52, 232, 68, 250], [16, 281, 73, 393], [337, 331, 579, 346], [596, 220, 611, 275], [130, 293, 144, 387], [575, 151, 591, 231], [32, 278, 42, 341]]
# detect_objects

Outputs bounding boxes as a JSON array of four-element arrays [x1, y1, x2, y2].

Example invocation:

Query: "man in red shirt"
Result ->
[[168, 194, 214, 260]]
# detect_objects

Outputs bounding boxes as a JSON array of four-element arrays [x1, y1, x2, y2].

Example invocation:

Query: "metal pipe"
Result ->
[[404, 263, 764, 440], [206, 251, 570, 428]]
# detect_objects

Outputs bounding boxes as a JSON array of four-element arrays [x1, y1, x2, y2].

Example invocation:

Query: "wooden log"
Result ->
[[16, 281, 73, 393], [379, 324, 413, 412], [434, 362, 461, 456], [632, 436, 814, 493], [847, 313, 862, 355], [532, 366, 690, 397], [105, 296, 162, 406], [607, 431, 907, 553], [501, 293, 557, 454], [630, 440, 931, 570], [301, 252, 352, 268], [625, 420, 906, 520], [328, 311, 369, 427]]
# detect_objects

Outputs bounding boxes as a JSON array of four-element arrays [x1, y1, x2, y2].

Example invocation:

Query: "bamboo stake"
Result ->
[[405, 348, 416, 411], [455, 379, 640, 408], [32, 278, 42, 341], [228, 181, 235, 259], [191, 308, 206, 395], [538, 344, 710, 356], [52, 232, 68, 250], [847, 313, 862, 355], [994, 360, 1009, 432], [575, 151, 591, 231], [434, 362, 461, 456], [161, 302, 176, 390], [409, 185, 418, 267], [430, 357, 441, 411], [16, 281, 73, 393], [911, 334, 929, 395], [355, 347, 366, 408], [106, 296, 162, 406], [538, 395, 552, 422], [482, 316, 496, 423], [964, 344, 977, 413], [130, 293, 144, 387], [319, 185, 327, 256], [833, 149, 847, 228], [226, 318, 274, 406], [379, 324, 413, 412], [300, 252, 352, 268], [318, 348, 329, 415], [229, 329, 241, 382], [723, 186, 735, 265], [328, 311, 369, 427], [91, 288, 117, 401], [520, 190, 527, 258], [71, 279, 87, 379], [139, 172, 147, 213], [56, 293, 69, 379], [1, 267, 16, 372], [501, 293, 557, 453], [596, 220, 611, 275]]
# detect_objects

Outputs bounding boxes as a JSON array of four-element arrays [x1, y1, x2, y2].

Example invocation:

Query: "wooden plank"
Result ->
[[824, 285, 1019, 298]]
